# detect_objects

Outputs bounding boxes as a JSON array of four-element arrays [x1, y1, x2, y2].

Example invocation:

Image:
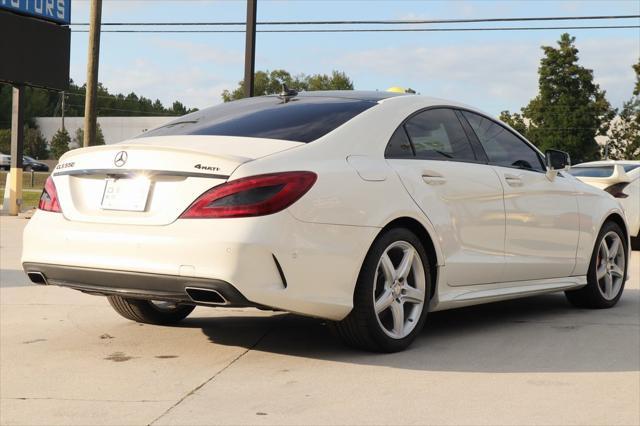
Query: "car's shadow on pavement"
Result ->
[[179, 289, 640, 373]]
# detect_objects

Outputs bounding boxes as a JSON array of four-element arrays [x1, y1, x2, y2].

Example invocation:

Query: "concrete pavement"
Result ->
[[1, 215, 639, 425]]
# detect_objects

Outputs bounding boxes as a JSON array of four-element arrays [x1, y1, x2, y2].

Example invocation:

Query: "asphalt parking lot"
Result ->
[[1, 215, 639, 426]]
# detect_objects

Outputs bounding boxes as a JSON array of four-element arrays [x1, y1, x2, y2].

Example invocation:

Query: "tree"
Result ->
[[73, 123, 105, 147], [24, 127, 49, 159], [0, 129, 9, 154], [50, 128, 71, 159], [170, 101, 189, 115], [499, 111, 529, 137], [603, 59, 640, 160], [0, 127, 48, 159], [520, 33, 613, 163], [222, 70, 354, 102], [0, 80, 195, 131]]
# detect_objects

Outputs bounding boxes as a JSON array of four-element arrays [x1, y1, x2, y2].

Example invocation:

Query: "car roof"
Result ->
[[267, 90, 408, 102]]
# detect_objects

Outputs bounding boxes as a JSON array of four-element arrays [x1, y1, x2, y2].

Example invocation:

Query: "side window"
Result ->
[[404, 108, 476, 161], [462, 111, 545, 172], [385, 126, 414, 158]]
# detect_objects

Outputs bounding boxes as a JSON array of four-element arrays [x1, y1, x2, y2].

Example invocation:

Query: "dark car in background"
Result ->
[[0, 155, 49, 172], [23, 156, 49, 172]]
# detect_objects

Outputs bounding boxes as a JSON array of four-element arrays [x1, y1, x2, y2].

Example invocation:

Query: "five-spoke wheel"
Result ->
[[334, 227, 431, 352], [594, 231, 626, 301], [373, 241, 426, 339], [566, 221, 627, 308]]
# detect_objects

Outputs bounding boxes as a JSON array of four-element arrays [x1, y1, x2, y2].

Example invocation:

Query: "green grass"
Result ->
[[0, 188, 41, 210], [21, 191, 41, 209], [0, 171, 50, 189], [0, 171, 48, 210]]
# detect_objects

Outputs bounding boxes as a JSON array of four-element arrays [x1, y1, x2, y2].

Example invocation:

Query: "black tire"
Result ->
[[565, 221, 628, 309], [107, 295, 195, 325], [333, 227, 432, 352]]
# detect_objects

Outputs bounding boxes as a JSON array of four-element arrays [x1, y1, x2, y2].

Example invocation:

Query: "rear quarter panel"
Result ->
[[573, 178, 630, 275]]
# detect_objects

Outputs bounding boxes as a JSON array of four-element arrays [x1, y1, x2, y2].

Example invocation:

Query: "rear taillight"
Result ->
[[604, 182, 630, 198], [180, 171, 317, 218], [38, 176, 62, 212]]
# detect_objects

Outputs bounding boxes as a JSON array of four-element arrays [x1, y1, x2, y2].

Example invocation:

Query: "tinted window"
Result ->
[[568, 166, 614, 177], [462, 111, 545, 172], [404, 109, 476, 161], [139, 96, 376, 143], [623, 164, 639, 172], [385, 126, 414, 157]]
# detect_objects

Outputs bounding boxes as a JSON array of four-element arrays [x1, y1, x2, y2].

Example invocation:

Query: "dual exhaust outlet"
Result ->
[[26, 272, 229, 306]]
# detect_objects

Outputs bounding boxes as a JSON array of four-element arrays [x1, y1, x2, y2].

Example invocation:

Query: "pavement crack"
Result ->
[[3, 397, 170, 403], [148, 326, 273, 426]]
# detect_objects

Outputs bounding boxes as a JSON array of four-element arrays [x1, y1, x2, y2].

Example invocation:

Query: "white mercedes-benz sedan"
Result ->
[[22, 91, 631, 352]]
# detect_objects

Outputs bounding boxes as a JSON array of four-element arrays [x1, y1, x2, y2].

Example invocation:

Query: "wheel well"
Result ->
[[604, 213, 629, 241], [380, 217, 438, 300]]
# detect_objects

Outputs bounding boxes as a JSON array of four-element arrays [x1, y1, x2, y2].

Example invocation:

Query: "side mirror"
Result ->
[[545, 149, 571, 171], [545, 149, 570, 181]]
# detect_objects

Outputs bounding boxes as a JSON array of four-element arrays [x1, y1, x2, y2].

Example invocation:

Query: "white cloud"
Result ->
[[100, 58, 235, 109], [340, 36, 638, 114]]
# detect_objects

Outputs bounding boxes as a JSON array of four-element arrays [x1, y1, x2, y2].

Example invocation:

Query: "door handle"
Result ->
[[504, 173, 523, 187], [422, 171, 446, 185]]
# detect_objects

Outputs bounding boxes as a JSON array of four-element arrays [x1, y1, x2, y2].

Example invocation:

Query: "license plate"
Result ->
[[101, 178, 151, 212]]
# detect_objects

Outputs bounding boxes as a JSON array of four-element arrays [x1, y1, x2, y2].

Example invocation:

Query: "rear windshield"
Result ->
[[569, 166, 614, 177], [138, 96, 377, 143]]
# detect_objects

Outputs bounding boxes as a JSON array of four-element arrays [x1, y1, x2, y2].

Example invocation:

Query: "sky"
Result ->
[[68, 0, 640, 115]]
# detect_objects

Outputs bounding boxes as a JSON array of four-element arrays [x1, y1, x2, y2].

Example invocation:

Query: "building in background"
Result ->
[[35, 117, 173, 147]]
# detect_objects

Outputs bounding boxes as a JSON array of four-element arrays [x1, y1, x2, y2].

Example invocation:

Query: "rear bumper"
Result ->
[[23, 262, 253, 307], [22, 210, 379, 320]]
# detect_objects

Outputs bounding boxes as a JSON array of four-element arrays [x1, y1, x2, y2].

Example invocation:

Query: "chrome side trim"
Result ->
[[53, 169, 229, 180]]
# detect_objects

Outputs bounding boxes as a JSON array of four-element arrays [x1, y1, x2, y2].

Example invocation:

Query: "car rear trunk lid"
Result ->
[[51, 135, 302, 225]]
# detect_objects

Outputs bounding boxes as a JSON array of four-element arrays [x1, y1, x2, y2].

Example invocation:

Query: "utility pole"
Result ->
[[83, 0, 102, 147], [8, 85, 24, 215], [243, 0, 257, 98], [61, 91, 65, 132]]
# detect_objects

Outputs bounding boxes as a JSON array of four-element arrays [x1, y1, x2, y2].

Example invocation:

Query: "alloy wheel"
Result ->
[[373, 240, 426, 339], [595, 231, 625, 301]]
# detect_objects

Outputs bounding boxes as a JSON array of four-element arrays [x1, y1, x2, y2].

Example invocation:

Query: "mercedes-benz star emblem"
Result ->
[[114, 151, 128, 167]]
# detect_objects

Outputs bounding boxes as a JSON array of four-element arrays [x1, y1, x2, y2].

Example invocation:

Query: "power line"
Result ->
[[71, 25, 640, 34], [69, 14, 640, 26]]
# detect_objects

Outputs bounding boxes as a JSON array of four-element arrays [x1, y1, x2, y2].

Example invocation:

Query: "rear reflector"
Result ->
[[180, 171, 317, 218], [603, 182, 630, 198], [38, 176, 62, 212]]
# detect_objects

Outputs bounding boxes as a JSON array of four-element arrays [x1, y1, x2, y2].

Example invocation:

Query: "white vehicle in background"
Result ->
[[569, 161, 639, 249], [21, 91, 631, 352], [0, 152, 10, 170]]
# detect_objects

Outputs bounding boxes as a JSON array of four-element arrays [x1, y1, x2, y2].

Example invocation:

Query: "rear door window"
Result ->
[[403, 108, 476, 161]]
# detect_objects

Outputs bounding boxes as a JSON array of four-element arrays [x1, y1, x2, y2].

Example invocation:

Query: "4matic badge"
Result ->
[[194, 164, 220, 172]]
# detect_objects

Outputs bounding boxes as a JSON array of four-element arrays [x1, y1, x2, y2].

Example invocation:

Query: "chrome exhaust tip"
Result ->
[[185, 287, 229, 306], [27, 272, 48, 285]]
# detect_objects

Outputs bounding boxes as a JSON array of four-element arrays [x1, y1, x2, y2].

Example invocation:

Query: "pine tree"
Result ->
[[603, 59, 640, 160], [522, 33, 613, 163], [24, 127, 49, 159], [50, 128, 71, 159], [73, 123, 106, 146]]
